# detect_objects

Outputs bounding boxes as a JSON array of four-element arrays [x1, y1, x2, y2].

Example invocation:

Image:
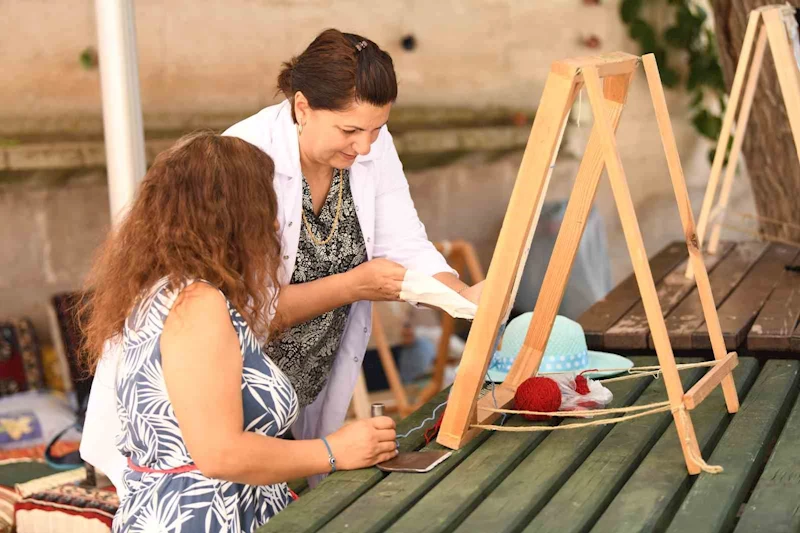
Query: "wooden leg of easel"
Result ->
[[413, 313, 455, 411], [351, 371, 371, 420], [503, 71, 635, 390], [372, 307, 411, 416], [763, 10, 800, 170], [437, 71, 579, 450], [584, 66, 703, 475], [415, 241, 485, 411], [644, 54, 740, 414], [692, 10, 762, 273], [707, 25, 768, 255]]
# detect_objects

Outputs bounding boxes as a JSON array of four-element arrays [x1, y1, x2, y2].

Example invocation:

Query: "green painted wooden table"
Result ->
[[260, 356, 800, 532]]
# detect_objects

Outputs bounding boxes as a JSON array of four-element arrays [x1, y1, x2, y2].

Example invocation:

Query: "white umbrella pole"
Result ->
[[94, 0, 146, 225]]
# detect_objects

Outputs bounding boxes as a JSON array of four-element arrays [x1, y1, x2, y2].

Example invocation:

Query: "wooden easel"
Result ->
[[436, 52, 740, 475], [693, 5, 800, 268]]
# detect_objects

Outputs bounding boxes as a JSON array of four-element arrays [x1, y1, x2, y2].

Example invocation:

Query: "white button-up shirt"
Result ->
[[80, 100, 454, 492]]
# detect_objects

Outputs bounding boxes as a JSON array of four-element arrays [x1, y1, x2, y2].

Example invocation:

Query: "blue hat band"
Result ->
[[489, 349, 590, 374]]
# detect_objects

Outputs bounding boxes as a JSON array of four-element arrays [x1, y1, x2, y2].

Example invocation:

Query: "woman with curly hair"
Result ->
[[79, 132, 397, 532]]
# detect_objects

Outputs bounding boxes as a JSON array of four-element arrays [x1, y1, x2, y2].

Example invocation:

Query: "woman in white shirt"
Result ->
[[82, 28, 482, 491]]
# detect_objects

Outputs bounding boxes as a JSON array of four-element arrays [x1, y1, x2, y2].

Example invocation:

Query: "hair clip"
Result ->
[[355, 40, 368, 52]]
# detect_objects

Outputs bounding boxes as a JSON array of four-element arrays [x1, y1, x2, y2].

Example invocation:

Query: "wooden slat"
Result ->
[[258, 388, 450, 533], [643, 53, 740, 415], [604, 243, 733, 350], [658, 241, 768, 350], [693, 244, 800, 350], [579, 242, 688, 349], [694, 11, 761, 253], [320, 430, 494, 533], [503, 71, 634, 395], [390, 357, 654, 533], [519, 362, 707, 533], [749, 253, 800, 351], [684, 352, 738, 410], [735, 390, 800, 532], [436, 70, 579, 450], [452, 357, 659, 533], [584, 66, 705, 475], [591, 358, 759, 533], [666, 360, 800, 533]]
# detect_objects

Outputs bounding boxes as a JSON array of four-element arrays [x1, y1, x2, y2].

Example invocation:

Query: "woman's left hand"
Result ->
[[459, 281, 484, 305]]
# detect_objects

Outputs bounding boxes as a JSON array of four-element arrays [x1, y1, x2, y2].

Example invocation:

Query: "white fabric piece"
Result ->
[[400, 270, 478, 320]]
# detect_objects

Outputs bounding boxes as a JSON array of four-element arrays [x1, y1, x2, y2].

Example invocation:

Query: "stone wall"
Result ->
[[1, 0, 757, 342]]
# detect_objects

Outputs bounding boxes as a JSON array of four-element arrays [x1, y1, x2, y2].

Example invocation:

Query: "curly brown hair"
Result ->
[[79, 132, 282, 373]]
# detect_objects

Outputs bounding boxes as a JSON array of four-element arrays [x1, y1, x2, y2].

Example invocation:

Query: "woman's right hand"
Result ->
[[325, 417, 398, 471], [349, 258, 407, 302]]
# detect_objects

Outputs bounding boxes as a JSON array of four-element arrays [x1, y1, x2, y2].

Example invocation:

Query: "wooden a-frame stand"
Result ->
[[693, 4, 800, 266], [436, 52, 741, 475]]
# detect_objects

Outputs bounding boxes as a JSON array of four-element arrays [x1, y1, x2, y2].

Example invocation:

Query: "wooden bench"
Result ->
[[578, 240, 800, 357], [260, 355, 800, 532]]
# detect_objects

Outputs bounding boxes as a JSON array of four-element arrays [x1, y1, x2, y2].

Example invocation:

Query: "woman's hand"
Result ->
[[458, 280, 485, 306], [349, 259, 407, 302], [326, 417, 398, 470]]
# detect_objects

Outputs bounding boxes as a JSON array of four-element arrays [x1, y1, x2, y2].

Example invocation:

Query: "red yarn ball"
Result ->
[[575, 375, 591, 395], [514, 377, 562, 421]]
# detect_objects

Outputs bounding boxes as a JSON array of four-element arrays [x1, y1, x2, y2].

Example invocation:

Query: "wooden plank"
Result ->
[[591, 358, 760, 533], [579, 242, 688, 350], [258, 388, 451, 533], [694, 11, 762, 252], [644, 53, 740, 414], [388, 357, 655, 533], [604, 243, 733, 350], [436, 70, 578, 450], [584, 66, 705, 475], [705, 24, 768, 255], [684, 352, 738, 410], [320, 429, 494, 533], [658, 241, 768, 350], [693, 244, 800, 350], [666, 360, 800, 533], [735, 390, 800, 532], [750, 255, 800, 352], [452, 356, 661, 533], [519, 362, 707, 533], [552, 52, 640, 80]]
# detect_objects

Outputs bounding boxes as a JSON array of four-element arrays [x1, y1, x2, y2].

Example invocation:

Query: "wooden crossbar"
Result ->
[[684, 352, 739, 410]]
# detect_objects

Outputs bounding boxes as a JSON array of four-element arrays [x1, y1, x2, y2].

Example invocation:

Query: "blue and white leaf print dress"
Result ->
[[113, 279, 299, 532]]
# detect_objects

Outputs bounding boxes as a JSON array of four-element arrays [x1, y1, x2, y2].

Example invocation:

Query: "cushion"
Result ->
[[0, 320, 44, 396], [49, 293, 93, 411], [0, 391, 77, 451], [15, 483, 118, 533]]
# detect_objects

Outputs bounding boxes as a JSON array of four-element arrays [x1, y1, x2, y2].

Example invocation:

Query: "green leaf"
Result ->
[[629, 19, 658, 52], [692, 109, 722, 140], [690, 90, 704, 109], [620, 0, 643, 24], [661, 67, 681, 88]]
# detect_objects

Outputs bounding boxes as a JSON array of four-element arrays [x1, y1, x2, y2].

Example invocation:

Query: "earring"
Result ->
[[298, 122, 303, 136]]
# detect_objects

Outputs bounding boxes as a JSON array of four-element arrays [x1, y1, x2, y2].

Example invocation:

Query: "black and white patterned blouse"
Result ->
[[266, 168, 367, 407]]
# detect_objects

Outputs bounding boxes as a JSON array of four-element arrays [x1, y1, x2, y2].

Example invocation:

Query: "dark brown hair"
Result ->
[[79, 132, 282, 372], [277, 29, 398, 121]]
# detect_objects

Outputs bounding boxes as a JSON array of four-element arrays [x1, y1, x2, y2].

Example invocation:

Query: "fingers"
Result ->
[[375, 429, 397, 442], [376, 450, 399, 464], [371, 416, 397, 430], [377, 440, 398, 454]]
